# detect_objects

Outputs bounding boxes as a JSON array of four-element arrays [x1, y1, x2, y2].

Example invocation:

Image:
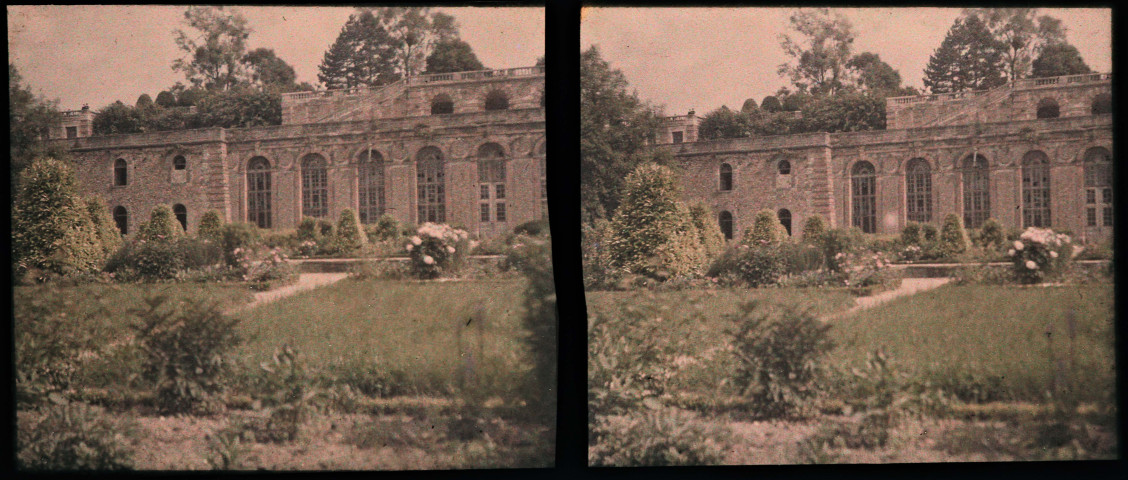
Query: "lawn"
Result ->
[[231, 278, 532, 397], [830, 283, 1116, 403]]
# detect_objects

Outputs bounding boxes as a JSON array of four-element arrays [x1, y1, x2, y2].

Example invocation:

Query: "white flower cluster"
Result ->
[[1019, 227, 1070, 248], [417, 222, 469, 242]]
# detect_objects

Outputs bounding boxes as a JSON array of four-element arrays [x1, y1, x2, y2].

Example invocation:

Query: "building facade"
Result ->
[[658, 73, 1112, 244], [49, 66, 547, 238]]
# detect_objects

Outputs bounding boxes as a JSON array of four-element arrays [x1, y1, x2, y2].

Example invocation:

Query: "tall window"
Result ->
[[851, 161, 877, 233], [778, 209, 792, 236], [114, 159, 128, 186], [484, 90, 509, 111], [1021, 151, 1051, 227], [539, 142, 548, 217], [301, 154, 329, 218], [357, 149, 385, 224], [1036, 98, 1060, 119], [173, 204, 188, 231], [719, 163, 733, 191], [719, 211, 733, 240], [1084, 147, 1112, 228], [962, 154, 991, 229], [431, 94, 453, 115], [478, 143, 507, 227], [417, 147, 445, 223], [172, 155, 188, 183], [905, 158, 932, 223], [247, 157, 272, 229], [113, 206, 128, 235]]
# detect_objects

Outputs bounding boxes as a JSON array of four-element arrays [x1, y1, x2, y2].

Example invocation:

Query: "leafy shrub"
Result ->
[[978, 218, 1006, 251], [589, 408, 731, 466], [608, 163, 706, 281], [740, 209, 787, 247], [367, 215, 401, 242], [334, 208, 367, 252], [727, 301, 834, 419], [938, 214, 970, 256], [13, 157, 103, 279], [297, 217, 320, 243], [105, 239, 185, 280], [406, 223, 469, 279], [85, 198, 122, 260], [17, 402, 135, 470], [246, 248, 298, 290], [221, 223, 262, 267], [513, 218, 550, 237], [802, 214, 828, 245], [920, 223, 939, 242], [15, 289, 111, 406], [778, 241, 825, 274], [582, 218, 618, 289], [1009, 227, 1073, 284], [840, 251, 902, 296], [137, 204, 182, 242], [822, 227, 865, 272], [688, 202, 725, 261], [348, 260, 408, 280], [131, 296, 242, 415], [706, 244, 787, 287], [197, 210, 224, 242], [316, 219, 335, 238], [507, 236, 557, 423], [900, 222, 922, 247]]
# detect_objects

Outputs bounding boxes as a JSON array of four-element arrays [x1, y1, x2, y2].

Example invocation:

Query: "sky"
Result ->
[[8, 5, 545, 110], [581, 7, 1112, 116]]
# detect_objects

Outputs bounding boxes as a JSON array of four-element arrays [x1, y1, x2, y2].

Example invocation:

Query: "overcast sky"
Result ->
[[581, 7, 1111, 116], [8, 5, 545, 110]]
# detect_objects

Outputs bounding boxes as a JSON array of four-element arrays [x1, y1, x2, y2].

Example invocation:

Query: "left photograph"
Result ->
[[11, 5, 553, 470]]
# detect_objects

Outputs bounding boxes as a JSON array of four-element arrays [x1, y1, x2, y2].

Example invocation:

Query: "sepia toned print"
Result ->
[[583, 7, 1113, 465], [11, 5, 553, 470]]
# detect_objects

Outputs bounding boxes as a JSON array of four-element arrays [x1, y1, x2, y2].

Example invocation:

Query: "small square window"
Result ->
[[480, 185, 490, 200], [66, 126, 77, 139], [671, 131, 683, 144]]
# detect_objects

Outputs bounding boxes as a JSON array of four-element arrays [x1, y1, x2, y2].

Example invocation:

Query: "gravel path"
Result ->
[[229, 273, 349, 313], [824, 277, 951, 321]]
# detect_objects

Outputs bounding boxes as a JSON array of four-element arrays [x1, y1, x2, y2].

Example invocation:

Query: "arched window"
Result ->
[[1021, 151, 1051, 228], [171, 155, 188, 183], [173, 204, 188, 231], [778, 159, 791, 175], [1091, 93, 1112, 115], [1083, 147, 1112, 228], [719, 211, 734, 240], [851, 161, 877, 233], [905, 158, 932, 223], [417, 147, 445, 223], [719, 163, 733, 191], [114, 158, 128, 186], [113, 206, 128, 235], [430, 94, 454, 115], [173, 155, 186, 170], [301, 154, 328, 218], [1036, 98, 1060, 119], [357, 150, 385, 224], [484, 90, 510, 111], [478, 143, 507, 226], [962, 154, 991, 229], [778, 209, 792, 236], [247, 157, 272, 229]]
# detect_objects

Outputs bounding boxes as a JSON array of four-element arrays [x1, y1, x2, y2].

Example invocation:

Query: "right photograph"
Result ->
[[583, 6, 1114, 465]]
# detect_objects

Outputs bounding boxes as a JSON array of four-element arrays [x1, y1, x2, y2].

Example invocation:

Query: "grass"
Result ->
[[231, 278, 531, 397], [830, 283, 1116, 403]]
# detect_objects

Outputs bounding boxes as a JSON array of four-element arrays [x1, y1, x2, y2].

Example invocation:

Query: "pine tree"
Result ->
[[923, 16, 1007, 94], [318, 11, 399, 90]]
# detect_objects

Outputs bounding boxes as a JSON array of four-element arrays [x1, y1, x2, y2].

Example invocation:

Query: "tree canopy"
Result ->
[[963, 8, 1066, 82], [9, 63, 63, 189], [923, 15, 1008, 94], [172, 6, 251, 91], [1031, 42, 1091, 78], [242, 48, 298, 90], [318, 9, 399, 89], [424, 38, 485, 74], [777, 8, 856, 97]]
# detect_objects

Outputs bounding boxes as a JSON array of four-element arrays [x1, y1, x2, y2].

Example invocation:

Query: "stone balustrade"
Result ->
[[282, 65, 545, 103], [888, 72, 1111, 105]]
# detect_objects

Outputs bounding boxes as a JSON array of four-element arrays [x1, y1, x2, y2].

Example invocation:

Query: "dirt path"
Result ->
[[230, 273, 349, 313], [824, 277, 951, 321]]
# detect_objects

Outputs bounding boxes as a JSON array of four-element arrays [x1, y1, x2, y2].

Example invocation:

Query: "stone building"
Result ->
[[658, 73, 1112, 244], [49, 66, 547, 238]]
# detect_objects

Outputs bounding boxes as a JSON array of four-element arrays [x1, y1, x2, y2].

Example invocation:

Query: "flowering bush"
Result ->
[[406, 223, 469, 279], [1009, 227, 1073, 284], [246, 247, 298, 290], [839, 251, 902, 296]]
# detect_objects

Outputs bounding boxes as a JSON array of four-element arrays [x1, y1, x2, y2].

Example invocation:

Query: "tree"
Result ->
[[138, 205, 182, 242], [13, 158, 102, 278], [135, 94, 154, 109], [318, 9, 399, 89], [155, 90, 177, 107], [797, 91, 886, 133], [923, 15, 1007, 94], [741, 98, 758, 113], [372, 7, 456, 78], [963, 8, 1067, 82], [536, 56, 545, 67], [1031, 43, 1091, 78], [9, 63, 63, 190], [93, 101, 144, 136], [197, 210, 224, 242], [846, 52, 902, 93], [193, 87, 282, 128], [580, 46, 667, 223], [172, 6, 251, 91], [85, 197, 122, 259], [761, 95, 782, 112], [424, 38, 485, 74], [777, 8, 856, 96], [608, 163, 705, 280], [741, 209, 788, 247], [242, 48, 298, 90], [688, 202, 725, 261], [698, 106, 752, 140]]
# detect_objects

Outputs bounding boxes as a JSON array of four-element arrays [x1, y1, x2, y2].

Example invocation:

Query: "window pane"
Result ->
[[496, 203, 506, 222]]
